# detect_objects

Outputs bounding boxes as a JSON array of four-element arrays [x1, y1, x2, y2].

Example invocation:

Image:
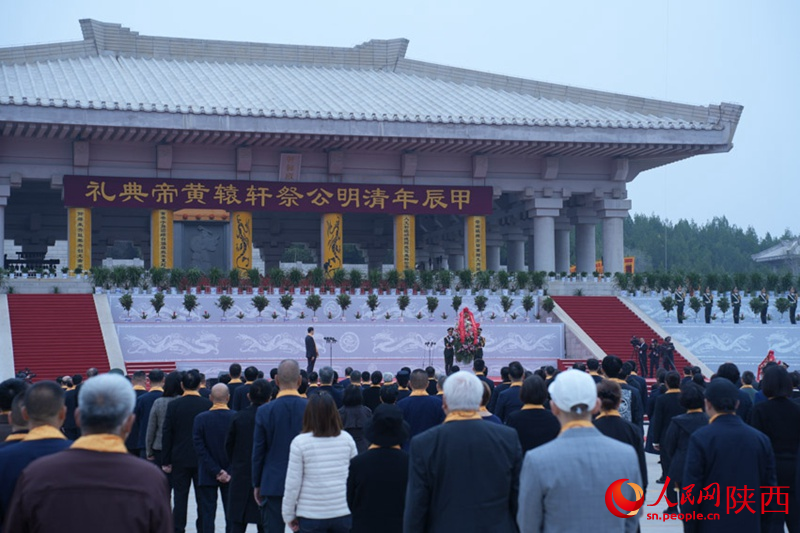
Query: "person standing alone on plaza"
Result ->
[[443, 328, 455, 375], [703, 287, 714, 324], [305, 328, 319, 374]]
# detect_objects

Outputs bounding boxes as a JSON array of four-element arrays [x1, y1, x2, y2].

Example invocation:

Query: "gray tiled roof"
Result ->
[[0, 20, 738, 133], [752, 239, 800, 262]]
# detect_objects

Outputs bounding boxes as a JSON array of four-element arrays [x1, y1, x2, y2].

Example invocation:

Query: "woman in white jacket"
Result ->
[[283, 391, 357, 532]]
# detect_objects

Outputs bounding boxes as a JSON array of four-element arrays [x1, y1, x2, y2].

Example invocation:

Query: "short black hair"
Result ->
[[627, 360, 637, 373], [349, 370, 362, 382], [586, 359, 599, 371], [163, 372, 184, 398], [684, 366, 693, 376], [229, 364, 242, 378], [679, 383, 705, 410], [244, 366, 259, 382], [473, 359, 486, 373], [741, 371, 755, 386], [425, 366, 436, 377], [396, 371, 410, 388], [619, 362, 632, 379], [508, 361, 524, 380], [308, 371, 319, 383], [761, 366, 793, 399], [307, 327, 314, 333], [24, 381, 65, 422], [601, 355, 623, 379], [249, 379, 271, 406], [148, 369, 165, 383], [72, 374, 83, 386], [132, 370, 146, 380], [519, 375, 548, 405], [270, 368, 278, 379], [665, 371, 681, 389], [716, 363, 741, 385], [380, 384, 398, 405], [182, 370, 202, 390], [343, 385, 364, 407], [500, 366, 510, 381], [0, 379, 28, 411], [361, 371, 370, 382], [370, 371, 383, 385]]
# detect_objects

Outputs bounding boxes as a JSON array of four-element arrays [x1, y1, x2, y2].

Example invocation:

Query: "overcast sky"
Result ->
[[2, 0, 797, 239]]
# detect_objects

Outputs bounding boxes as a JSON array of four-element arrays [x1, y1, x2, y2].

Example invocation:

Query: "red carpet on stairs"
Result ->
[[553, 296, 689, 379], [8, 295, 110, 382]]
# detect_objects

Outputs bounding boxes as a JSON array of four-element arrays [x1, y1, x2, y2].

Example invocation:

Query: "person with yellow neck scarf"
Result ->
[[5, 373, 172, 533]]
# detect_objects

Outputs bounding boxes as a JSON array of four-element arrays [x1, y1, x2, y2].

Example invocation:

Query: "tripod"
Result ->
[[423, 341, 437, 368]]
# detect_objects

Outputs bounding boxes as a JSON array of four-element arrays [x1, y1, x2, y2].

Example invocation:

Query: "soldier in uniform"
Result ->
[[674, 285, 686, 324], [661, 337, 676, 372], [443, 328, 455, 375], [789, 287, 798, 325], [702, 286, 714, 324], [731, 287, 742, 324], [475, 328, 486, 360], [759, 287, 769, 324]]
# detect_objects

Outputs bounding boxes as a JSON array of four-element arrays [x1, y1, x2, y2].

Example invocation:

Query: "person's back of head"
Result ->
[[396, 371, 410, 389], [9, 393, 26, 430], [349, 370, 362, 385], [684, 366, 693, 376], [229, 363, 242, 379], [370, 371, 382, 386], [361, 371, 370, 383], [343, 367, 353, 380], [210, 383, 230, 404], [218, 373, 231, 385], [545, 366, 555, 377], [586, 358, 599, 372], [520, 375, 548, 406], [86, 367, 99, 378], [449, 365, 460, 375], [383, 372, 394, 385], [270, 368, 278, 380], [318, 366, 334, 386], [298, 378, 309, 395], [148, 369, 165, 385], [131, 371, 146, 386], [410, 369, 428, 391], [619, 362, 632, 380], [380, 384, 398, 405], [679, 383, 705, 410], [692, 366, 702, 376], [473, 359, 486, 375], [601, 355, 622, 379], [24, 381, 65, 427], [0, 378, 28, 412], [72, 374, 83, 387], [508, 361, 524, 382], [656, 368, 667, 384], [791, 371, 800, 390], [78, 373, 136, 435], [692, 374, 706, 388], [705, 378, 739, 413], [277, 359, 301, 391], [343, 385, 364, 407], [182, 369, 202, 391], [437, 374, 446, 393], [741, 371, 756, 386], [500, 366, 510, 382], [244, 366, 259, 382], [308, 371, 319, 384], [162, 371, 183, 398], [665, 371, 681, 389], [442, 371, 483, 412], [249, 379, 272, 407], [302, 393, 342, 437], [425, 366, 436, 378], [596, 379, 622, 411], [716, 362, 741, 385], [627, 360, 637, 373], [761, 365, 793, 399]]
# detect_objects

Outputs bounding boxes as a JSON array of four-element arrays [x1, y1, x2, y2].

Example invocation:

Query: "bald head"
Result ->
[[210, 383, 230, 404], [276, 359, 301, 390]]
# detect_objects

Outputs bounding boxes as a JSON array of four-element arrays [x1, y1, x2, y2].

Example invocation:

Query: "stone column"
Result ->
[[447, 253, 465, 271], [533, 216, 555, 273], [555, 228, 571, 274], [487, 245, 501, 271], [321, 213, 343, 275], [575, 223, 597, 274], [68, 207, 92, 273], [0, 178, 8, 264], [150, 209, 174, 269], [506, 239, 526, 272], [527, 234, 536, 272], [597, 199, 631, 275], [232, 211, 253, 272], [393, 215, 416, 272]]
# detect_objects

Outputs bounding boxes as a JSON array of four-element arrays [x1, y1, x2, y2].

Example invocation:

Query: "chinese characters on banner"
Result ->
[[279, 154, 302, 182], [650, 478, 791, 516], [322, 213, 343, 275], [64, 176, 492, 216], [465, 216, 486, 271], [232, 212, 253, 272], [68, 208, 91, 273], [150, 210, 173, 268], [394, 215, 416, 272]]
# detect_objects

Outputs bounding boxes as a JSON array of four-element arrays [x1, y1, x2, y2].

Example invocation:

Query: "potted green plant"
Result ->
[[403, 269, 417, 292], [386, 270, 400, 293], [775, 297, 790, 323], [336, 293, 351, 321], [500, 295, 514, 320], [473, 295, 488, 319], [150, 292, 165, 321], [288, 268, 304, 291], [331, 269, 346, 292], [270, 267, 286, 292], [366, 294, 380, 320], [349, 269, 364, 294], [437, 270, 452, 293], [541, 297, 555, 318], [689, 296, 702, 322], [458, 270, 473, 294], [186, 268, 203, 290], [497, 271, 510, 293], [217, 294, 234, 320], [451, 295, 462, 314], [367, 269, 383, 293], [426, 296, 439, 319], [251, 294, 269, 321], [749, 298, 764, 322], [305, 294, 322, 321], [397, 294, 410, 321], [183, 293, 198, 321], [660, 296, 675, 322], [420, 270, 435, 295], [717, 295, 730, 322], [522, 294, 535, 321], [119, 293, 134, 321], [309, 267, 325, 290], [279, 293, 294, 319], [515, 271, 530, 292]]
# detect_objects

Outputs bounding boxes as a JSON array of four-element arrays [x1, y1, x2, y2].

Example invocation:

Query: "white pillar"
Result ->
[[527, 235, 536, 272], [487, 245, 501, 271], [533, 216, 555, 273], [576, 223, 597, 274], [555, 229, 570, 274], [603, 217, 625, 274], [507, 239, 526, 272], [448, 254, 465, 271]]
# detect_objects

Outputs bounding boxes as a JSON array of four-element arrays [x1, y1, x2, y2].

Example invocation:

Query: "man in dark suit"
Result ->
[[624, 361, 648, 404], [493, 361, 525, 422], [403, 372, 522, 533], [443, 328, 455, 375], [252, 360, 307, 533], [133, 369, 164, 458], [487, 366, 511, 412], [716, 362, 753, 422], [162, 369, 213, 533], [403, 371, 522, 532], [125, 370, 148, 455], [193, 384, 236, 533], [231, 366, 259, 411], [397, 369, 445, 447], [307, 366, 343, 408], [305, 327, 318, 373], [226, 379, 270, 533], [425, 367, 438, 396], [682, 378, 776, 533], [731, 287, 742, 324], [473, 359, 494, 392], [226, 363, 244, 405], [363, 371, 383, 411], [602, 355, 644, 430]]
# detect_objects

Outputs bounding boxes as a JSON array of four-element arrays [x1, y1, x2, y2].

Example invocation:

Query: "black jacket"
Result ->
[[348, 448, 409, 533], [162, 393, 212, 468], [662, 411, 709, 486], [225, 404, 261, 525]]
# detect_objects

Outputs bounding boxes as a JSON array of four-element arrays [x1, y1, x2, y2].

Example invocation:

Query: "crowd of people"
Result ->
[[0, 353, 798, 532]]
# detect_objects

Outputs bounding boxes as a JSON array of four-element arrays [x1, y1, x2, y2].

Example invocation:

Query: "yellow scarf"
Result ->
[[521, 404, 545, 411], [229, 379, 243, 384], [210, 403, 230, 411], [23, 425, 67, 441], [277, 390, 302, 398], [4, 432, 27, 442], [410, 390, 428, 397], [149, 387, 164, 392], [71, 434, 128, 453], [710, 413, 735, 424], [687, 409, 703, 414], [596, 409, 620, 419], [444, 410, 482, 423], [368, 444, 401, 450], [559, 420, 594, 434], [133, 385, 146, 391], [183, 390, 201, 396]]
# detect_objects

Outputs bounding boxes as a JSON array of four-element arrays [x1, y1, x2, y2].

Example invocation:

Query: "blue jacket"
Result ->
[[252, 394, 307, 496], [493, 384, 523, 422], [397, 394, 445, 445], [134, 389, 163, 449], [193, 408, 236, 486]]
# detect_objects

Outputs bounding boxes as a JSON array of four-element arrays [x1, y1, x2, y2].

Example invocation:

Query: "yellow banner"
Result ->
[[150, 210, 174, 269], [321, 213, 343, 275], [232, 211, 253, 272], [465, 215, 486, 272], [68, 207, 91, 273], [394, 215, 416, 272]]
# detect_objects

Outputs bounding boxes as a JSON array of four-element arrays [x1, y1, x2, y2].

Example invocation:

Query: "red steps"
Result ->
[[125, 361, 177, 376], [553, 296, 689, 377], [8, 295, 110, 382]]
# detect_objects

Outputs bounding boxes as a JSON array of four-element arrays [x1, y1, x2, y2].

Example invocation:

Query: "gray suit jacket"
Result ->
[[518, 426, 641, 533]]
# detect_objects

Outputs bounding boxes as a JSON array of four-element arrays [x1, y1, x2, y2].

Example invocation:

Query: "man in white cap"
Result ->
[[517, 369, 642, 533]]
